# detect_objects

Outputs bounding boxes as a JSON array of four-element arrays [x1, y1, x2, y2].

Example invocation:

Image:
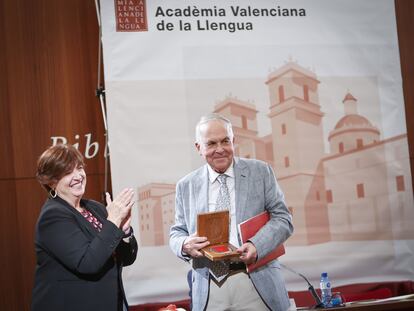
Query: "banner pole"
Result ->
[[94, 0, 109, 200]]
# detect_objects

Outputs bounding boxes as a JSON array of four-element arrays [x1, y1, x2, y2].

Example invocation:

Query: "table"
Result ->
[[298, 297, 414, 311]]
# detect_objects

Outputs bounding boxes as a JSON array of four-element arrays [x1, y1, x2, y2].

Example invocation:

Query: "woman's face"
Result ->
[[55, 164, 86, 204]]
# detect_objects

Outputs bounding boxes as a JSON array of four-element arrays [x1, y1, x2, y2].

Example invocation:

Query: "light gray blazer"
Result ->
[[170, 158, 293, 311]]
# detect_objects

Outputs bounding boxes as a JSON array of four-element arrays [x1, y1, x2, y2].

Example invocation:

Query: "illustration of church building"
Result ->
[[215, 61, 413, 245], [137, 61, 413, 246]]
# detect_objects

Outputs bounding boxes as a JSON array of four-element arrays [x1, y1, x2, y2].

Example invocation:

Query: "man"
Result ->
[[170, 113, 293, 311]]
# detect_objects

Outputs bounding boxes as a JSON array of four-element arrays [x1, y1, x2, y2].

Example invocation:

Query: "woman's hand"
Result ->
[[121, 212, 132, 235], [105, 188, 134, 228]]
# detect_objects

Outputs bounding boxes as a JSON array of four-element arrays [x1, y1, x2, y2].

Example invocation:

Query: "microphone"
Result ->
[[281, 263, 324, 309]]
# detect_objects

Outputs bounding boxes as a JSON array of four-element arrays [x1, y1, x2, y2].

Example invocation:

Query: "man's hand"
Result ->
[[182, 233, 210, 258], [237, 242, 257, 265]]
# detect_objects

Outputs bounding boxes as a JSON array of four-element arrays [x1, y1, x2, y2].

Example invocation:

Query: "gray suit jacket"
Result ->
[[170, 158, 293, 311]]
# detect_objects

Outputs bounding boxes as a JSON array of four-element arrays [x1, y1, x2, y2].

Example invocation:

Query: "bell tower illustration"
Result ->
[[266, 60, 330, 244]]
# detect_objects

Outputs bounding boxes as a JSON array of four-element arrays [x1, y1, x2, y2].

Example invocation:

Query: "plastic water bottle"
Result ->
[[320, 272, 332, 307]]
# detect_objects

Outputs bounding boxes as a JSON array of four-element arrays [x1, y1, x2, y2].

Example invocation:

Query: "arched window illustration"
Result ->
[[326, 190, 333, 203], [339, 142, 344, 153], [303, 84, 309, 102], [357, 183, 365, 198], [242, 115, 248, 129], [284, 156, 290, 167], [278, 85, 285, 103], [396, 175, 405, 192]]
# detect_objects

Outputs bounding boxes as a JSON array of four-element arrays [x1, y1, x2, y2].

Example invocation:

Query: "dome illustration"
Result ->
[[334, 114, 377, 131]]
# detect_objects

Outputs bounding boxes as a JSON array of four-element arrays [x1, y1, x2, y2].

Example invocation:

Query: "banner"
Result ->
[[100, 0, 414, 305]]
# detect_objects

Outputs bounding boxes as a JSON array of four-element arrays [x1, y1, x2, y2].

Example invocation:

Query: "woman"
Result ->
[[32, 144, 138, 311]]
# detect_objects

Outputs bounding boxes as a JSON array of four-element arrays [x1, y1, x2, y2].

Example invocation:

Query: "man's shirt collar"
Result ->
[[207, 160, 235, 184]]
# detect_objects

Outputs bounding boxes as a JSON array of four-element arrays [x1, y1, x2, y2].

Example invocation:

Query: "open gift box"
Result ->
[[197, 210, 239, 261]]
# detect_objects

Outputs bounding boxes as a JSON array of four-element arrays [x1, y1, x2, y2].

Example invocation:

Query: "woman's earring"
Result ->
[[49, 189, 57, 198]]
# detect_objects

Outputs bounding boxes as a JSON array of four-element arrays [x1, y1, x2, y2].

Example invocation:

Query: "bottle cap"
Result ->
[[321, 272, 328, 277]]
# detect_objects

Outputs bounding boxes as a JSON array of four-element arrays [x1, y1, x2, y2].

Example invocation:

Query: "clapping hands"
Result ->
[[105, 188, 134, 231]]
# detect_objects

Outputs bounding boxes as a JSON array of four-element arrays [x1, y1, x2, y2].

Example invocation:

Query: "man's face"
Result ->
[[195, 120, 234, 173]]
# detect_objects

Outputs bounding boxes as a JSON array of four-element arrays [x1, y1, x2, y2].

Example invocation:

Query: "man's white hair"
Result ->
[[195, 113, 234, 143]]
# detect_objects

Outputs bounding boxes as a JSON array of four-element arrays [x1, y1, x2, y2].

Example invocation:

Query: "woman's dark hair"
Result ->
[[36, 144, 85, 192]]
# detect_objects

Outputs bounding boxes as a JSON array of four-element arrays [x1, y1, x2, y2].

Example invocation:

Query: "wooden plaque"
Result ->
[[197, 210, 239, 261]]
